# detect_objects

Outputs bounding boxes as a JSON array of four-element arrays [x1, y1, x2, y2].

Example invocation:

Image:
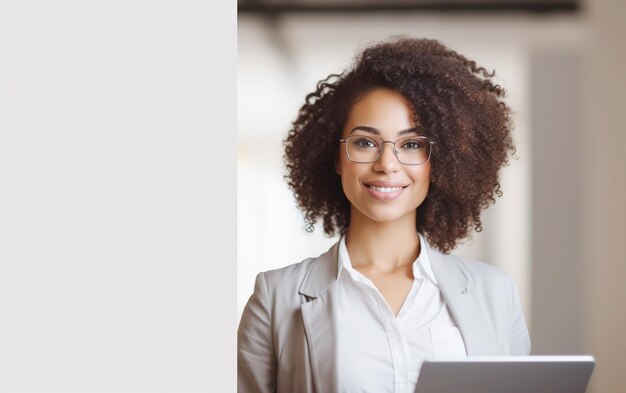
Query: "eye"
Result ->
[[352, 137, 378, 149], [400, 138, 424, 150]]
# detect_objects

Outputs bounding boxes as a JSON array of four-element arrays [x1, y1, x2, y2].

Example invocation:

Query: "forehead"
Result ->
[[344, 88, 417, 136]]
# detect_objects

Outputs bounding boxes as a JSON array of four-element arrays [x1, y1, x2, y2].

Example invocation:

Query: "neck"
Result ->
[[345, 208, 421, 272]]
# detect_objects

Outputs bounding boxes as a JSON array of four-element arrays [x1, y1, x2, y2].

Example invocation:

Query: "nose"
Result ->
[[372, 141, 400, 173]]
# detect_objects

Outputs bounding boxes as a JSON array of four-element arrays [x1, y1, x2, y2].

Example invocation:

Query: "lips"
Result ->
[[363, 181, 408, 200]]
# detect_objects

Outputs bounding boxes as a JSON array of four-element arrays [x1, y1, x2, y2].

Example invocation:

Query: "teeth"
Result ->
[[369, 185, 403, 193]]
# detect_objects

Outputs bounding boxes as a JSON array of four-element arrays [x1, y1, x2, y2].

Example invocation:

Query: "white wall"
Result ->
[[0, 2, 236, 391]]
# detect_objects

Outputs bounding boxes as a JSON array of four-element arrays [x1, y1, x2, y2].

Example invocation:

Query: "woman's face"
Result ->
[[336, 88, 431, 226]]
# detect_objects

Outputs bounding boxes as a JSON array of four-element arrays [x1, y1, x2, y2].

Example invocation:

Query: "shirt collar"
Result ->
[[337, 233, 439, 286], [416, 232, 439, 285], [337, 236, 357, 281]]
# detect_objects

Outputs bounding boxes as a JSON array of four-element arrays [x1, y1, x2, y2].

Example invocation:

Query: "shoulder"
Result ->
[[259, 242, 339, 300], [435, 250, 516, 296], [260, 257, 316, 294], [459, 256, 512, 283]]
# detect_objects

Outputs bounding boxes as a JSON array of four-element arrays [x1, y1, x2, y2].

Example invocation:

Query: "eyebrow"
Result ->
[[349, 126, 422, 136]]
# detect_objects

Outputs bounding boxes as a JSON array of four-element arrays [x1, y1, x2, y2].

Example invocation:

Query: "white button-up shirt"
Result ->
[[336, 234, 467, 393]]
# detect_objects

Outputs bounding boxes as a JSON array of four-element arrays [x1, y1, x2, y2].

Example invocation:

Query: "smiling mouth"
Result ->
[[365, 185, 407, 193]]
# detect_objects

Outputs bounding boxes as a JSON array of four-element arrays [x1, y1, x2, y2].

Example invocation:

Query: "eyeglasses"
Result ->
[[339, 135, 434, 165]]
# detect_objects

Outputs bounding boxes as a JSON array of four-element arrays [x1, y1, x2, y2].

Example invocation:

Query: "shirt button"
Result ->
[[388, 332, 395, 340]]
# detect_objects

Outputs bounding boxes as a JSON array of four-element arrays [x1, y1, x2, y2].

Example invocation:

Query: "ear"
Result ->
[[335, 156, 341, 175]]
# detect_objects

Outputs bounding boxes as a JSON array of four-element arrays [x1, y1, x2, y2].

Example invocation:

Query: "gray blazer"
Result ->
[[238, 241, 531, 393]]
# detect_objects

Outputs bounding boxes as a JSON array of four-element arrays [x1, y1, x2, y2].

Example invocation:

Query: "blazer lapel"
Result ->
[[428, 246, 499, 355], [298, 243, 340, 392]]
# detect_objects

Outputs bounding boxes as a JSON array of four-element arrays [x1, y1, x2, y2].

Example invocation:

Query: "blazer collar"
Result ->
[[298, 242, 340, 299]]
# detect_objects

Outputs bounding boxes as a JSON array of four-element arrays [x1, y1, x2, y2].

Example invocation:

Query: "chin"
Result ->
[[361, 207, 416, 224]]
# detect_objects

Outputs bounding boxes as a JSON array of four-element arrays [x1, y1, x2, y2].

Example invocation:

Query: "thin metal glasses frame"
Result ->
[[338, 135, 435, 165]]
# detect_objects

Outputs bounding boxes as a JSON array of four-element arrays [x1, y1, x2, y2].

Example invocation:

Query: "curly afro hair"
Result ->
[[284, 37, 515, 253]]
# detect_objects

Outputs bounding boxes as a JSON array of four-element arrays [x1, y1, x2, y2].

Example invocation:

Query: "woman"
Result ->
[[238, 37, 530, 393]]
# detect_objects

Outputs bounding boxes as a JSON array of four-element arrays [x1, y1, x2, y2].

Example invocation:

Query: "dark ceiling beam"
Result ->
[[238, 1, 580, 14]]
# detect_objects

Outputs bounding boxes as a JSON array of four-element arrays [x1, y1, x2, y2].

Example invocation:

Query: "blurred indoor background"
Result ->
[[237, 1, 625, 391]]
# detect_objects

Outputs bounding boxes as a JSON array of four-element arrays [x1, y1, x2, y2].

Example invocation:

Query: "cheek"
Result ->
[[337, 154, 358, 178], [410, 166, 432, 198], [339, 161, 357, 188], [410, 165, 431, 183], [338, 160, 366, 200], [424, 163, 432, 182]]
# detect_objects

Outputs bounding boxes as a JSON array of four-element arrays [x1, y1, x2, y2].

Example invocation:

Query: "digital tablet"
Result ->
[[415, 356, 595, 393]]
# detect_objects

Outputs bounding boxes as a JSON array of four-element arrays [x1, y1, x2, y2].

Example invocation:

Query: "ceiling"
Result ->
[[238, 0, 580, 13]]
